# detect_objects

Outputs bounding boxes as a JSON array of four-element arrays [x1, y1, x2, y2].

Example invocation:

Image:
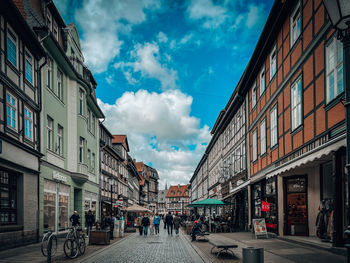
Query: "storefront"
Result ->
[[251, 177, 278, 234]]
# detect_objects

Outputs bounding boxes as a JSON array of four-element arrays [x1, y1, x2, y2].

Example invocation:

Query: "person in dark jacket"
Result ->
[[191, 220, 202, 241], [173, 212, 181, 236], [85, 210, 95, 236], [165, 211, 174, 236], [142, 214, 150, 236], [70, 211, 80, 227]]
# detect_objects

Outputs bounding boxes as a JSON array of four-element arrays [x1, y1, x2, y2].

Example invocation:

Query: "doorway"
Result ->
[[284, 176, 308, 236]]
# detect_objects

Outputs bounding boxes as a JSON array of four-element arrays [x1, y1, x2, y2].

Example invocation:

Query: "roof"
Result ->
[[166, 184, 190, 198], [112, 135, 130, 152]]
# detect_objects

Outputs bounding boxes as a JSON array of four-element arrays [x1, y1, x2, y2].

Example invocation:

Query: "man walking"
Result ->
[[165, 211, 173, 236], [153, 213, 161, 235], [173, 212, 181, 236], [142, 214, 150, 237], [85, 210, 95, 236]]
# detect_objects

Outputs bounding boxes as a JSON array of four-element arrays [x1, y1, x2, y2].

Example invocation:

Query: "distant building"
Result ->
[[157, 188, 168, 215], [145, 165, 159, 213], [166, 184, 190, 215]]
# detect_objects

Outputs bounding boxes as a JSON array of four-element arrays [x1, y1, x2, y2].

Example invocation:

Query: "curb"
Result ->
[[77, 233, 136, 263], [180, 228, 212, 263]]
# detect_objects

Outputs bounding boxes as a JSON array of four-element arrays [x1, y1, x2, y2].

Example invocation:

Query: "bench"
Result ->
[[209, 240, 238, 258], [196, 231, 210, 241]]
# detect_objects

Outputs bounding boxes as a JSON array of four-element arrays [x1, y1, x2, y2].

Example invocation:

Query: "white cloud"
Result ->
[[115, 42, 178, 89], [246, 4, 266, 29], [157, 32, 168, 43], [75, 0, 161, 73], [97, 89, 211, 187]]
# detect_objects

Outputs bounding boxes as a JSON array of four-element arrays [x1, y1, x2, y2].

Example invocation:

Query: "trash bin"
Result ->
[[242, 247, 264, 263]]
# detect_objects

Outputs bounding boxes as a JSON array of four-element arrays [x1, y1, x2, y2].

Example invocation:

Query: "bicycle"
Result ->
[[63, 226, 86, 259], [41, 230, 58, 257]]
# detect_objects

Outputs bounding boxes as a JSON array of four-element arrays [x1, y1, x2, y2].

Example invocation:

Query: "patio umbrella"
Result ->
[[126, 204, 151, 213]]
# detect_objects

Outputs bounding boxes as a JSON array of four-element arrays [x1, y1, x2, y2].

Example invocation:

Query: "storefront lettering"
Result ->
[[261, 201, 270, 212], [52, 171, 67, 183]]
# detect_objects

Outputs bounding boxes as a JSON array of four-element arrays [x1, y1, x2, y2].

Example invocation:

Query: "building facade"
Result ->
[[166, 184, 190, 215], [157, 188, 168, 215], [0, 0, 45, 249], [146, 165, 158, 213]]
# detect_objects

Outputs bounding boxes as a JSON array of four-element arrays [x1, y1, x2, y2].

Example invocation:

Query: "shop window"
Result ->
[[253, 184, 261, 218], [0, 170, 17, 225], [44, 180, 56, 232], [326, 38, 343, 102], [58, 184, 69, 231]]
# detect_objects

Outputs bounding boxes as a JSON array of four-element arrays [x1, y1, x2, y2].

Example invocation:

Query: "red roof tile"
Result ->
[[166, 184, 190, 198], [112, 135, 129, 152]]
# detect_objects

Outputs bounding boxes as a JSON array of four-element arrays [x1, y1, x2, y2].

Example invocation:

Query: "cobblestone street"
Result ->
[[82, 224, 204, 263]]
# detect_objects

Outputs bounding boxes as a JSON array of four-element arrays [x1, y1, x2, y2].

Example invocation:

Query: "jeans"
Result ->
[[143, 226, 149, 236], [167, 223, 173, 235], [154, 224, 160, 234], [86, 224, 92, 235], [139, 226, 143, 235], [174, 225, 179, 235]]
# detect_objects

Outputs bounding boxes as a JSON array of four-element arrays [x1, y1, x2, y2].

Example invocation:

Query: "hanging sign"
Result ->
[[52, 171, 67, 183], [252, 218, 268, 238], [261, 201, 270, 212]]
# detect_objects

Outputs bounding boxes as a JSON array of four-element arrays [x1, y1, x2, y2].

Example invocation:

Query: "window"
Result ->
[[47, 11, 52, 31], [79, 89, 84, 115], [87, 109, 91, 131], [24, 107, 33, 140], [57, 125, 63, 155], [326, 38, 343, 102], [252, 84, 257, 109], [7, 28, 17, 67], [6, 92, 17, 130], [260, 67, 265, 96], [236, 148, 241, 172], [91, 115, 95, 135], [53, 21, 58, 40], [25, 51, 34, 84], [270, 45, 277, 79], [242, 142, 246, 170], [47, 58, 52, 90], [252, 129, 257, 161], [260, 119, 266, 155], [47, 116, 53, 150], [291, 77, 302, 130], [270, 106, 278, 147], [0, 170, 17, 225], [87, 149, 91, 170], [290, 3, 301, 46], [57, 69, 63, 100], [79, 137, 84, 163], [92, 153, 95, 173]]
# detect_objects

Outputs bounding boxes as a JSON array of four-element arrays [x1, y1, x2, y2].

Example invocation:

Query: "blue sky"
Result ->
[[54, 0, 273, 188]]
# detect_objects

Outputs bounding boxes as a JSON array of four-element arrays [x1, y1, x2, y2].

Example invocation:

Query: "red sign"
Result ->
[[261, 201, 270, 212]]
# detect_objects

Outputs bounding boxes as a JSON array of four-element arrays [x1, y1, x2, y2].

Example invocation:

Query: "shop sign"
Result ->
[[252, 218, 268, 238], [261, 201, 270, 212], [52, 171, 67, 183]]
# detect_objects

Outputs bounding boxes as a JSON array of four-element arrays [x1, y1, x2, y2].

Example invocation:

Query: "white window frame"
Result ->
[[79, 137, 84, 163], [6, 91, 18, 131], [252, 129, 257, 161], [291, 77, 303, 130], [79, 89, 84, 115], [47, 116, 53, 150], [7, 26, 18, 68], [24, 106, 33, 141], [87, 149, 91, 171], [270, 106, 278, 147], [87, 109, 91, 132], [47, 11, 52, 31], [47, 57, 52, 90], [260, 67, 265, 96], [326, 37, 344, 103], [57, 124, 63, 156], [260, 118, 266, 155], [25, 49, 34, 84], [57, 68, 63, 100], [290, 2, 301, 47], [270, 45, 277, 80], [252, 84, 257, 109], [53, 21, 58, 40]]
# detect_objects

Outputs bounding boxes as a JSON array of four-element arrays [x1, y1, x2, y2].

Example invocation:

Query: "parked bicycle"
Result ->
[[41, 230, 58, 258], [63, 226, 86, 259]]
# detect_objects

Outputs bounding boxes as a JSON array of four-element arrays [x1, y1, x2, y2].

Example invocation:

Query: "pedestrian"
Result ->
[[153, 213, 161, 235], [137, 214, 143, 235], [150, 213, 154, 235], [163, 214, 167, 229], [70, 210, 80, 227], [173, 212, 181, 236], [142, 214, 150, 237], [85, 210, 95, 236], [191, 220, 202, 241], [165, 211, 173, 236]]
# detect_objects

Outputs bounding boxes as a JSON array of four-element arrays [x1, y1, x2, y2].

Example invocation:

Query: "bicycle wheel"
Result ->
[[41, 232, 50, 257], [78, 235, 86, 255], [64, 238, 79, 259], [48, 234, 58, 256]]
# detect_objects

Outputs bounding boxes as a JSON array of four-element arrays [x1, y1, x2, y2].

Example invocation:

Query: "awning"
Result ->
[[266, 136, 346, 179], [223, 180, 250, 200]]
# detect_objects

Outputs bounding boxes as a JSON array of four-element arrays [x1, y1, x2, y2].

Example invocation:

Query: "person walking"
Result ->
[[153, 213, 161, 235], [165, 211, 173, 236], [137, 214, 143, 235], [163, 214, 167, 229], [85, 210, 95, 236], [142, 214, 150, 237], [173, 212, 181, 236], [70, 210, 80, 227], [149, 213, 154, 235]]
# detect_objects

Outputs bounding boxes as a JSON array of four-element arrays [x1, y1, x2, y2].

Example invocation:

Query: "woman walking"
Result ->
[[153, 213, 161, 235], [142, 214, 150, 237]]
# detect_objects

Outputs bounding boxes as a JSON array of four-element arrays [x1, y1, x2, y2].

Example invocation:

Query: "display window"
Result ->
[[0, 169, 17, 225]]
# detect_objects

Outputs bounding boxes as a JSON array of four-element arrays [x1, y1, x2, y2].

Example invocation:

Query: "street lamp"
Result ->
[[322, 0, 350, 261]]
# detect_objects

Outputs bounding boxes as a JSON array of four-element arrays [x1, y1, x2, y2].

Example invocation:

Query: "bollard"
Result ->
[[242, 247, 264, 263]]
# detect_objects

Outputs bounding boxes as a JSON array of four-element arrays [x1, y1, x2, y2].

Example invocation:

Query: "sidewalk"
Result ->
[[0, 233, 131, 263], [182, 230, 347, 263]]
